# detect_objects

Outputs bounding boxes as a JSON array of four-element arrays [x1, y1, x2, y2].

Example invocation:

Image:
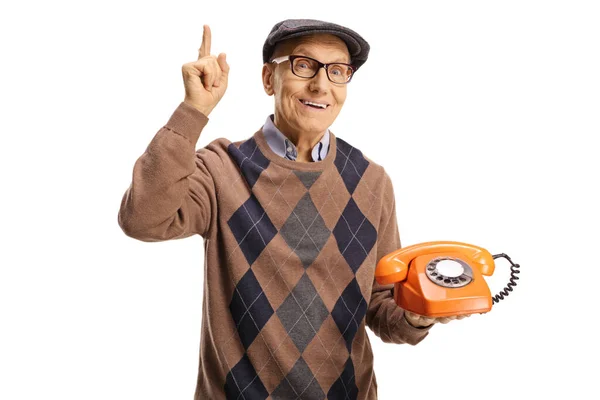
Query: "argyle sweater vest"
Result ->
[[118, 102, 432, 400]]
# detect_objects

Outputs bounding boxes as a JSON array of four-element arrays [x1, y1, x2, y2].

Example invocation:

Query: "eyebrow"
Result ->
[[293, 48, 350, 64]]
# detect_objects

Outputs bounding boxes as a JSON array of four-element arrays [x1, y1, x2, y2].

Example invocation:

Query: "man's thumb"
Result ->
[[217, 53, 230, 75]]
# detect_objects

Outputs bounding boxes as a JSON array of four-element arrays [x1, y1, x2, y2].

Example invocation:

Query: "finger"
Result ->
[[438, 317, 452, 324], [182, 61, 201, 80], [211, 56, 222, 87], [198, 25, 212, 59], [406, 311, 436, 326], [217, 52, 230, 76], [189, 58, 217, 91], [203, 66, 215, 91], [203, 57, 222, 90]]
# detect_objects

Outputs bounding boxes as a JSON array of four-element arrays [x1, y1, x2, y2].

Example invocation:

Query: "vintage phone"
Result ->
[[375, 241, 520, 318]]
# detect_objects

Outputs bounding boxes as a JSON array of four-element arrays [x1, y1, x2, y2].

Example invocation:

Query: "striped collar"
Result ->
[[262, 115, 330, 162]]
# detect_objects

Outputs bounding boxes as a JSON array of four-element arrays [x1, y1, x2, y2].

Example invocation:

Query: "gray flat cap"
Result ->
[[263, 19, 370, 70]]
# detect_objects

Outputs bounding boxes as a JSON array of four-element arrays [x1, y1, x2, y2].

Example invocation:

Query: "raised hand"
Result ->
[[182, 25, 230, 116]]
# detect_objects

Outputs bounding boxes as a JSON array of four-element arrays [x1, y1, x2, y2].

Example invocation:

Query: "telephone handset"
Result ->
[[375, 241, 520, 318]]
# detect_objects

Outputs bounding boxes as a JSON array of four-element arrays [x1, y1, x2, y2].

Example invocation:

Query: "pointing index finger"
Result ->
[[198, 25, 211, 59]]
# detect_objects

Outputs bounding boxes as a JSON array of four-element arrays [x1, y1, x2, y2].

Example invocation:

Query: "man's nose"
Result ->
[[308, 67, 330, 93]]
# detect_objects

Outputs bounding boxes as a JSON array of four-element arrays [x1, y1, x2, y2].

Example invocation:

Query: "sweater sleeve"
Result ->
[[117, 102, 218, 241], [365, 171, 433, 345]]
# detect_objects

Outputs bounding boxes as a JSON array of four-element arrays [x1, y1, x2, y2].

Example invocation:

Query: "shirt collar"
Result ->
[[262, 115, 330, 162]]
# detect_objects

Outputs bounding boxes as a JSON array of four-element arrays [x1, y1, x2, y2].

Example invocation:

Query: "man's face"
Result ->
[[262, 34, 351, 137]]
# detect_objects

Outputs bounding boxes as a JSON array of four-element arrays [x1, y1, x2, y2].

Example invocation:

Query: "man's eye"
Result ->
[[330, 66, 344, 76], [297, 62, 309, 69]]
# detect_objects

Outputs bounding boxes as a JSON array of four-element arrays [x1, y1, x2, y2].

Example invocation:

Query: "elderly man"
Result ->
[[119, 19, 462, 400]]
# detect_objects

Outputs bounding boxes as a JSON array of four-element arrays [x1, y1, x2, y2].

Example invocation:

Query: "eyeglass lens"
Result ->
[[292, 57, 353, 83]]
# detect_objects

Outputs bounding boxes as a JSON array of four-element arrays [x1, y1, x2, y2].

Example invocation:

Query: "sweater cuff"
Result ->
[[398, 312, 433, 345], [164, 102, 209, 145]]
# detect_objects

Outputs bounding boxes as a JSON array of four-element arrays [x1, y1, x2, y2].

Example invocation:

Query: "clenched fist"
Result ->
[[182, 25, 230, 116]]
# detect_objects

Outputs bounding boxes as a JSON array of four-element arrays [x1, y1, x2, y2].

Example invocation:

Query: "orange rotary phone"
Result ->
[[375, 241, 520, 318]]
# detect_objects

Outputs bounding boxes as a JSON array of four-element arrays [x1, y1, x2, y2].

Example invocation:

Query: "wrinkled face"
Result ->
[[262, 34, 351, 137]]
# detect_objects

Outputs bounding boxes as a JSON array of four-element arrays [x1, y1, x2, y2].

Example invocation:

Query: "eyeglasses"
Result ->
[[270, 55, 355, 84]]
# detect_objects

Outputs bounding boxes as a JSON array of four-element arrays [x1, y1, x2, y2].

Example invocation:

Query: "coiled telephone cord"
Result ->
[[491, 253, 520, 304]]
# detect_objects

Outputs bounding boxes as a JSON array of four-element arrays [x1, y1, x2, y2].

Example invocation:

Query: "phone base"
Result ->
[[392, 253, 493, 318]]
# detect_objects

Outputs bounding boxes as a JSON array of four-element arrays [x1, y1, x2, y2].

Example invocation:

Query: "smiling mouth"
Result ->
[[299, 99, 329, 109]]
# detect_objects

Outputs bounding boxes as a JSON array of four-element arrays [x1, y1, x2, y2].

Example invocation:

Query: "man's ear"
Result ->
[[262, 63, 275, 96]]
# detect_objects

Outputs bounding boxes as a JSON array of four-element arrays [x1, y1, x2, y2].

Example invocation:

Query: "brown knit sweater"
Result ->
[[118, 102, 432, 400]]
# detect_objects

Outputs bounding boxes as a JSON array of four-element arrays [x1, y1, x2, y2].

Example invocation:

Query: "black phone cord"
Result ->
[[491, 253, 520, 304]]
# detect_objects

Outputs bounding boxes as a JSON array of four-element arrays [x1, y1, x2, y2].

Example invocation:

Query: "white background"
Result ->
[[1, 0, 598, 399]]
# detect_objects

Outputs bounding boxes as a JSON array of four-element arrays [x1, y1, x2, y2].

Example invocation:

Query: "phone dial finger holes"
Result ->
[[426, 257, 473, 288]]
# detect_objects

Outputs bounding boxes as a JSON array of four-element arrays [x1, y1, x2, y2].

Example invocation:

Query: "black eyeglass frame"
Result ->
[[270, 54, 356, 84]]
